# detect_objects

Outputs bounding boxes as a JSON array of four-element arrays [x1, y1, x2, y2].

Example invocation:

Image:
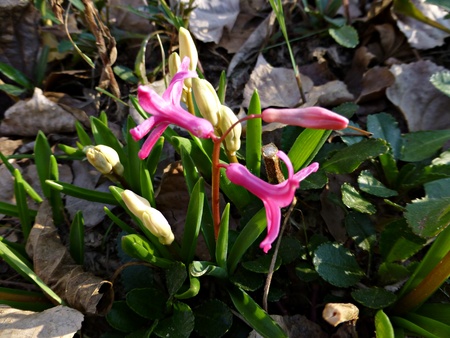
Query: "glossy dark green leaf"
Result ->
[[378, 262, 410, 285], [405, 197, 450, 238], [106, 301, 149, 333], [367, 113, 402, 159], [345, 212, 376, 252], [126, 288, 168, 319], [424, 178, 450, 199], [166, 262, 187, 297], [0, 62, 34, 89], [242, 254, 281, 274], [194, 299, 233, 338], [154, 302, 195, 338], [358, 170, 398, 197], [401, 130, 450, 162], [380, 219, 425, 262], [279, 237, 304, 264], [313, 242, 364, 287], [230, 268, 264, 291], [295, 261, 319, 282], [190, 261, 227, 279], [351, 287, 397, 309], [341, 183, 376, 214], [228, 286, 287, 338]]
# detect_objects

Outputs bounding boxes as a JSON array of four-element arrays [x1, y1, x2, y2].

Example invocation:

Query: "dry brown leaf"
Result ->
[[0, 305, 83, 338], [357, 66, 395, 103], [25, 200, 114, 315], [109, 0, 154, 34], [0, 88, 78, 136], [187, 0, 240, 44], [394, 0, 450, 49], [242, 54, 314, 108], [249, 314, 327, 338], [0, 1, 40, 81], [0, 137, 23, 156], [304, 80, 354, 108], [0, 164, 18, 205], [386, 60, 450, 131], [65, 161, 115, 227]]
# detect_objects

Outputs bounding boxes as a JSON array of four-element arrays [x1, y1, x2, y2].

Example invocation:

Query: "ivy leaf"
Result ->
[[328, 25, 359, 48], [313, 242, 364, 287]]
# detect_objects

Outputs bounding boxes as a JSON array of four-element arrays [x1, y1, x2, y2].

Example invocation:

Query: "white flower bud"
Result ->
[[218, 105, 241, 155], [84, 145, 124, 176], [179, 27, 198, 89], [168, 52, 181, 79], [192, 78, 220, 126], [121, 190, 174, 245]]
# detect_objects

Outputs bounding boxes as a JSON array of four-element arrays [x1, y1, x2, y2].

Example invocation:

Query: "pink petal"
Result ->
[[138, 86, 168, 115], [130, 116, 156, 141], [259, 201, 282, 253], [293, 162, 319, 182], [137, 122, 169, 159]]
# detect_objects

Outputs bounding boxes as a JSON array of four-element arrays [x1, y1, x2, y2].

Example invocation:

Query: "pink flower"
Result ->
[[131, 57, 215, 159], [223, 151, 319, 253], [262, 107, 348, 130]]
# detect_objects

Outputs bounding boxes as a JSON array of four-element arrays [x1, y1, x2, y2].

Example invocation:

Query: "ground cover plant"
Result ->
[[0, 0, 450, 337]]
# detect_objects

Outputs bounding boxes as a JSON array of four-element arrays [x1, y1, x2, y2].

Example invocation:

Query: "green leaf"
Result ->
[[403, 313, 450, 337], [121, 234, 173, 269], [90, 117, 126, 162], [114, 65, 138, 84], [69, 211, 84, 265], [401, 130, 450, 162], [0, 62, 34, 89], [228, 286, 288, 338], [194, 300, 233, 338], [425, 178, 450, 198], [288, 129, 331, 171], [126, 287, 168, 319], [180, 178, 204, 263], [313, 242, 364, 287], [295, 261, 319, 282], [375, 310, 395, 338], [216, 204, 230, 270], [279, 237, 304, 264], [430, 71, 450, 97], [230, 267, 264, 291], [322, 138, 389, 173], [328, 25, 359, 48], [217, 70, 227, 104], [416, 303, 450, 326], [104, 206, 136, 234], [405, 197, 450, 238], [351, 287, 397, 309], [378, 262, 411, 285], [0, 241, 63, 305], [0, 84, 27, 96], [13, 170, 32, 239], [425, 0, 450, 11], [135, 34, 152, 84], [391, 316, 440, 338], [341, 183, 376, 214], [358, 170, 398, 197], [228, 208, 267, 274], [166, 262, 187, 297], [345, 212, 376, 252], [380, 219, 425, 262], [242, 254, 281, 274], [46, 180, 119, 205], [34, 131, 53, 198], [106, 301, 148, 333], [367, 112, 402, 153], [154, 302, 195, 338], [125, 116, 143, 192], [246, 90, 262, 177], [48, 155, 64, 225], [174, 275, 200, 299], [190, 261, 227, 279]]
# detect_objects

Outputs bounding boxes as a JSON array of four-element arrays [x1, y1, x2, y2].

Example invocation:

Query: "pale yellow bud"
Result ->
[[168, 52, 181, 79], [121, 190, 174, 245], [218, 105, 241, 155], [84, 145, 124, 176], [179, 27, 198, 72], [192, 78, 221, 126]]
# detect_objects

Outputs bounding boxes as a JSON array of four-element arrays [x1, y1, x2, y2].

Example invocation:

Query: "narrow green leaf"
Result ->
[[103, 206, 136, 234], [113, 65, 138, 84], [0, 241, 63, 305], [404, 313, 450, 337], [0, 84, 27, 96], [90, 117, 126, 162], [129, 95, 148, 120], [145, 137, 164, 179], [121, 234, 173, 269], [288, 129, 331, 171], [48, 155, 64, 225], [69, 211, 85, 265], [190, 261, 227, 279], [180, 145, 200, 194], [75, 120, 92, 147], [0, 62, 34, 89], [46, 180, 119, 205], [139, 162, 155, 207], [313, 242, 364, 287], [246, 90, 262, 177], [228, 286, 288, 338], [391, 316, 439, 338], [228, 208, 267, 274], [416, 303, 450, 326], [175, 275, 200, 299], [217, 70, 227, 104], [375, 310, 395, 338], [135, 34, 152, 84], [329, 25, 359, 48], [180, 178, 204, 263], [125, 116, 142, 192], [13, 170, 32, 239], [34, 131, 52, 198], [216, 204, 230, 270]]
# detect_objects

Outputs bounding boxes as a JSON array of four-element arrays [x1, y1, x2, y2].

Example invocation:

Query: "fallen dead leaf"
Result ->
[[0, 305, 83, 338], [25, 200, 114, 315], [394, 0, 450, 50], [109, 0, 155, 34], [356, 66, 395, 103], [304, 80, 354, 108], [242, 54, 314, 108], [0, 88, 78, 136], [0, 137, 23, 156], [186, 0, 240, 44], [386, 60, 450, 131]]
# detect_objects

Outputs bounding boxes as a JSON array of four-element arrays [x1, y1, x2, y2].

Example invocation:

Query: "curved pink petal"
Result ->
[[259, 201, 281, 253], [130, 116, 157, 141], [137, 122, 169, 159], [138, 86, 168, 116], [163, 57, 197, 104], [293, 162, 319, 182]]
